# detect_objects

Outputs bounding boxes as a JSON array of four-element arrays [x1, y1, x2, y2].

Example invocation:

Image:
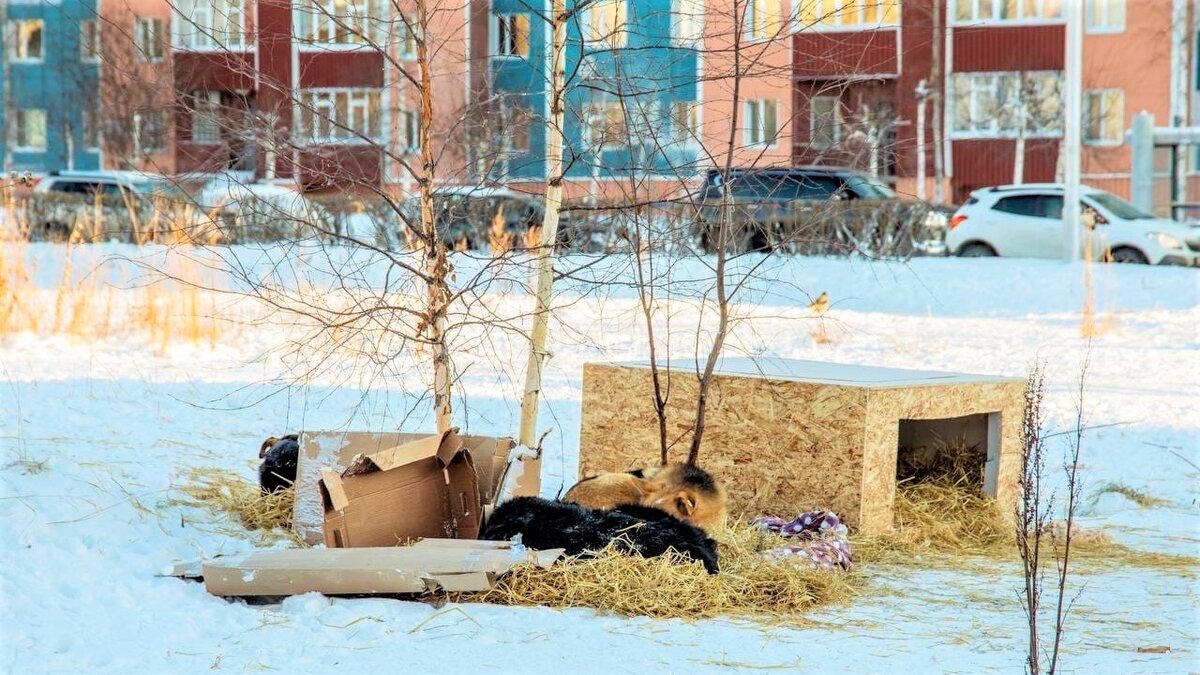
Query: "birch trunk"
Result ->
[[518, 0, 567, 447], [416, 2, 452, 433]]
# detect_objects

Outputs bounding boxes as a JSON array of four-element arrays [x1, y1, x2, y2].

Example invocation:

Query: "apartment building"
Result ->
[[791, 0, 1193, 205], [1, 0, 101, 173]]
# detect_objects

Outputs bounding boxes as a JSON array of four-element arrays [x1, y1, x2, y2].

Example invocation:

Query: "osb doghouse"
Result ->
[[579, 358, 1024, 535]]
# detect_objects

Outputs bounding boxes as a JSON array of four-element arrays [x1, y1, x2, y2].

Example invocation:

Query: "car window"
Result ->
[[728, 173, 779, 199], [1088, 191, 1153, 220], [101, 183, 127, 197], [1039, 195, 1063, 219], [843, 174, 896, 199], [47, 180, 90, 194], [794, 175, 842, 200], [993, 195, 1062, 219]]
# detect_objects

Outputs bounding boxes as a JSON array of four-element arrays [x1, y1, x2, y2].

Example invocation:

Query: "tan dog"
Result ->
[[564, 463, 727, 533]]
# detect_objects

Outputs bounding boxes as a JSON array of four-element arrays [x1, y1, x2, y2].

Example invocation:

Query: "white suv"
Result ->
[[946, 184, 1200, 266]]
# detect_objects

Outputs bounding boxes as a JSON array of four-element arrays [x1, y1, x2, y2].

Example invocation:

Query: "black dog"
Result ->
[[258, 434, 300, 494], [482, 496, 720, 574]]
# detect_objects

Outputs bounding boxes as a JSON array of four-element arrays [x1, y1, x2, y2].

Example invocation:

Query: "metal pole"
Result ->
[[1061, 0, 1083, 262], [915, 80, 927, 202], [1130, 112, 1156, 213]]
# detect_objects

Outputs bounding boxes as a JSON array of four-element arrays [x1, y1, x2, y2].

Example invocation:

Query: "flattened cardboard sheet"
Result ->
[[164, 540, 563, 597]]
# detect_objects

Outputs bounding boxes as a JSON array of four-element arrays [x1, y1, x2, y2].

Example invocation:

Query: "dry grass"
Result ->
[[461, 521, 860, 623], [170, 467, 305, 546], [1091, 481, 1171, 509], [853, 438, 1196, 577], [1, 216, 224, 349]]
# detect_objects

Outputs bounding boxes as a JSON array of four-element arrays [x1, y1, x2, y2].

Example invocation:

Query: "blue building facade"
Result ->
[[2, 0, 101, 173], [487, 0, 702, 183]]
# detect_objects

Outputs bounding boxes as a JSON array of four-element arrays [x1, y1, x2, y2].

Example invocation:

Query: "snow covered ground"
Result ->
[[1, 244, 1197, 673]]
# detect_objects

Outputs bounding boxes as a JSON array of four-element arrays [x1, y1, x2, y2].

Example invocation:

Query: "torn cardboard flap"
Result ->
[[165, 540, 564, 597], [342, 429, 464, 478], [299, 429, 540, 547]]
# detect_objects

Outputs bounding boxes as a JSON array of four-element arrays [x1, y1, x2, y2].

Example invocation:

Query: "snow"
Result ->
[[1, 244, 1197, 673]]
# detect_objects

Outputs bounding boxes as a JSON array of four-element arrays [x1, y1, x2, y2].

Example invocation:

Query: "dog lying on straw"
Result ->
[[563, 463, 728, 533], [483, 496, 720, 574]]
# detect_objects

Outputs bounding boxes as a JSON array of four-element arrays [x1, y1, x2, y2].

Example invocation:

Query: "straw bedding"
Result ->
[[173, 441, 1193, 619]]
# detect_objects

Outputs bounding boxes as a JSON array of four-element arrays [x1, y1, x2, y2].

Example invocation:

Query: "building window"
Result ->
[[494, 14, 530, 57], [581, 0, 627, 49], [295, 0, 378, 47], [190, 91, 222, 144], [174, 0, 245, 50], [671, 0, 703, 45], [669, 101, 699, 143], [401, 110, 421, 153], [1084, 89, 1124, 145], [13, 110, 48, 151], [743, 0, 781, 41], [810, 96, 841, 148], [955, 0, 1063, 23], [80, 20, 101, 62], [744, 99, 778, 146], [952, 72, 1062, 137], [500, 98, 533, 151], [801, 1, 900, 29], [397, 19, 419, 59], [7, 20, 45, 62], [83, 107, 101, 149], [300, 90, 383, 143], [1085, 0, 1124, 33], [136, 18, 166, 62], [583, 100, 628, 147], [137, 110, 169, 153]]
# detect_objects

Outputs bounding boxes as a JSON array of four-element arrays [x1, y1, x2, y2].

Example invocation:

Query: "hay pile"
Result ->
[[855, 438, 1197, 576], [171, 467, 304, 546], [462, 522, 860, 622]]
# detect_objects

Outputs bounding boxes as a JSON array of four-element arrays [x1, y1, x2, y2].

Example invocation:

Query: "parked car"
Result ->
[[29, 171, 190, 240], [396, 186, 573, 250], [197, 179, 335, 243], [947, 183, 1200, 266], [693, 166, 948, 256]]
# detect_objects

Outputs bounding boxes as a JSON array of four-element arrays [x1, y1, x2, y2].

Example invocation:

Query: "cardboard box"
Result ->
[[162, 538, 563, 596], [299, 428, 540, 547]]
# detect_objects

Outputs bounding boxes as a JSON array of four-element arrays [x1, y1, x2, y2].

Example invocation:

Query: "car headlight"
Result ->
[[923, 210, 948, 229], [1147, 232, 1184, 250]]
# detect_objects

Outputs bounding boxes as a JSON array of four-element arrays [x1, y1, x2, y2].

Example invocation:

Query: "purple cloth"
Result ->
[[753, 510, 853, 571]]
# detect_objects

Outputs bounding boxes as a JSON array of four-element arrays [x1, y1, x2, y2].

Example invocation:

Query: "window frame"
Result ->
[[1084, 0, 1124, 34], [671, 0, 704, 46], [80, 20, 102, 63], [800, 0, 902, 31], [744, 99, 780, 147], [299, 89, 384, 145], [951, 71, 1063, 139], [12, 109, 48, 152], [136, 109, 169, 154], [135, 17, 166, 62], [1083, 88, 1124, 146], [492, 13, 531, 58], [580, 0, 628, 50], [190, 91, 222, 144], [809, 96, 842, 149], [952, 0, 1064, 26], [173, 0, 247, 51], [8, 19, 46, 63], [294, 0, 381, 51]]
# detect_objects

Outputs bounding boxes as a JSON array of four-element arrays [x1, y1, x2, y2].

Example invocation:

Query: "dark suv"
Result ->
[[694, 166, 946, 254]]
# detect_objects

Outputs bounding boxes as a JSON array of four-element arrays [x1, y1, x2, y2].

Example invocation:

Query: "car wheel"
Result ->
[[1108, 247, 1148, 264], [958, 242, 997, 257]]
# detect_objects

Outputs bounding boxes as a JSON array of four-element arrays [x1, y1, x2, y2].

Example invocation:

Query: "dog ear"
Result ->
[[673, 490, 697, 516], [259, 437, 278, 459]]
